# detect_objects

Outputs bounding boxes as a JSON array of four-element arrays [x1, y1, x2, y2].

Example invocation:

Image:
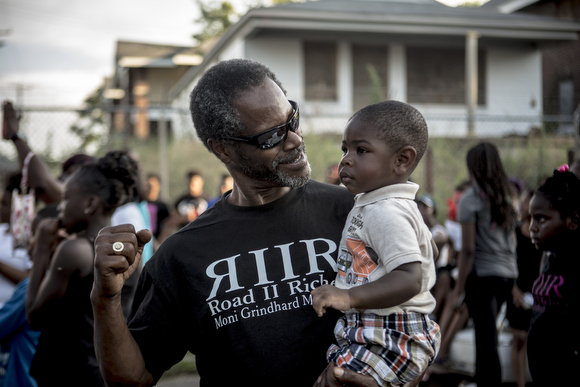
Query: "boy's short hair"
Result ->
[[350, 100, 428, 171]]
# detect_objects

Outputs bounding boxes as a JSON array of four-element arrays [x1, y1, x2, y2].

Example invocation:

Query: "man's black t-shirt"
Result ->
[[128, 181, 354, 386]]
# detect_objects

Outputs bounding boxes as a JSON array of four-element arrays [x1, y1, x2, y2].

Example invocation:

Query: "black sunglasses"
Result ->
[[225, 100, 299, 149]]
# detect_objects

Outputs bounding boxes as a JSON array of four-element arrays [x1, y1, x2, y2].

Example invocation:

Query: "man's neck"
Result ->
[[227, 185, 291, 207]]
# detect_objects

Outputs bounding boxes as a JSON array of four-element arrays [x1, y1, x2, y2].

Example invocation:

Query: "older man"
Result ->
[[90, 59, 386, 386]]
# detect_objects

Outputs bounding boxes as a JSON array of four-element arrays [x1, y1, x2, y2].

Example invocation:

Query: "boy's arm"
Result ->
[[312, 262, 422, 315], [348, 262, 422, 310]]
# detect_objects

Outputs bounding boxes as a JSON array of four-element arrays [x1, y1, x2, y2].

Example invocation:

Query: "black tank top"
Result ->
[[30, 237, 104, 387]]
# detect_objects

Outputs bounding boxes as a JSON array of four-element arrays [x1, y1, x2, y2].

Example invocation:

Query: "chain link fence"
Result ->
[[1, 105, 577, 218]]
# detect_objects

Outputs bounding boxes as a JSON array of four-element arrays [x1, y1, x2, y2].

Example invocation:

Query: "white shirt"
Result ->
[[335, 182, 437, 316], [0, 224, 31, 308]]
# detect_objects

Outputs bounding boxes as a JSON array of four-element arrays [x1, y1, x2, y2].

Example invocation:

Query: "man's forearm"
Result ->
[[91, 292, 154, 387]]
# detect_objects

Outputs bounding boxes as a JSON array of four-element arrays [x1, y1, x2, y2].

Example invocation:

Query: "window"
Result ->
[[352, 45, 388, 111], [407, 47, 486, 105], [304, 41, 337, 100]]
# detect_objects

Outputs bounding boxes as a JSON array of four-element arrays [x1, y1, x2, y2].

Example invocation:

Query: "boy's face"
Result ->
[[339, 117, 402, 195], [147, 176, 161, 201]]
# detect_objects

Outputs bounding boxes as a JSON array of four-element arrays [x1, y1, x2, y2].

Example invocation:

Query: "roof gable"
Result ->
[[169, 0, 580, 98], [115, 41, 201, 68]]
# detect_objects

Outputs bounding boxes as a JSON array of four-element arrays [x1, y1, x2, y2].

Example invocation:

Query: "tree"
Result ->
[[68, 86, 106, 153], [193, 0, 297, 48], [193, 1, 237, 47]]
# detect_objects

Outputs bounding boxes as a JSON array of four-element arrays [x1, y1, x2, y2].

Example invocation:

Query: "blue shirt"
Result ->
[[0, 278, 40, 387]]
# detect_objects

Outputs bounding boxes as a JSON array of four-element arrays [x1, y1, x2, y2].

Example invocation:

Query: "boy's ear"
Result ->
[[394, 146, 417, 175], [207, 138, 232, 164]]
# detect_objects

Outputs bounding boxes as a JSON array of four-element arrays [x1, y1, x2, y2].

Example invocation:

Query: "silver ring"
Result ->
[[112, 242, 124, 254]]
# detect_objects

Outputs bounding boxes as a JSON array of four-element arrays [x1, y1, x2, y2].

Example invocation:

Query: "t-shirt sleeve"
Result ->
[[457, 189, 478, 224]]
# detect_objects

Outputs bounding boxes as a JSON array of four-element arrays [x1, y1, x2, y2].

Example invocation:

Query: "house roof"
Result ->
[[480, 0, 540, 14], [169, 0, 580, 98], [115, 41, 201, 68]]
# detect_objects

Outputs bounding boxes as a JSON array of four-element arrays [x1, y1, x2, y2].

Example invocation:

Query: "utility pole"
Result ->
[[0, 28, 11, 47], [15, 83, 26, 106], [466, 31, 479, 137], [7, 83, 32, 110], [159, 82, 171, 202]]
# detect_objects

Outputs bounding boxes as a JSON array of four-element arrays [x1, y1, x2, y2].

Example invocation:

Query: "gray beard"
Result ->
[[238, 142, 311, 188]]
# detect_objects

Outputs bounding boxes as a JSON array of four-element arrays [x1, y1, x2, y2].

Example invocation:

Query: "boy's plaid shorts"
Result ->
[[328, 312, 441, 386]]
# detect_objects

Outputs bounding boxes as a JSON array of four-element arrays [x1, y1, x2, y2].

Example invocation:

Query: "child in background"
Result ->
[[311, 100, 440, 386], [0, 205, 58, 387], [0, 172, 31, 309], [25, 151, 140, 387], [506, 189, 542, 387], [527, 167, 580, 385], [444, 181, 470, 257]]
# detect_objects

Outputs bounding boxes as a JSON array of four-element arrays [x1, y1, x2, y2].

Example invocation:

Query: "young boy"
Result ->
[[312, 100, 440, 386]]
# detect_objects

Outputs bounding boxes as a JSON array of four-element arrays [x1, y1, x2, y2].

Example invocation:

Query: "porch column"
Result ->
[[388, 44, 406, 102], [466, 31, 479, 137]]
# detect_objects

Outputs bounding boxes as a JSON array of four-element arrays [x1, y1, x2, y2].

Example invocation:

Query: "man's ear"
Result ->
[[207, 138, 232, 164], [394, 146, 417, 175]]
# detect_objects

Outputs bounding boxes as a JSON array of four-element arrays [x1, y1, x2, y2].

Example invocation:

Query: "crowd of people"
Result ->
[[0, 58, 578, 387]]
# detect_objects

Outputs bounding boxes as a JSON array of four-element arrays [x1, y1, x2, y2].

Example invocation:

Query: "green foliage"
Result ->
[[193, 0, 298, 47], [366, 63, 386, 104], [193, 0, 238, 46], [69, 87, 105, 154], [411, 135, 571, 224], [159, 352, 197, 379], [124, 132, 573, 227]]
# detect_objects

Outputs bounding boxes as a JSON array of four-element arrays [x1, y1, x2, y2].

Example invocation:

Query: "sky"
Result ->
[[0, 0, 478, 107]]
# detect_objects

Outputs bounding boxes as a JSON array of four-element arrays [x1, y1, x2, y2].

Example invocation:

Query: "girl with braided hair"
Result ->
[[25, 150, 139, 387], [451, 142, 518, 387], [527, 167, 580, 385]]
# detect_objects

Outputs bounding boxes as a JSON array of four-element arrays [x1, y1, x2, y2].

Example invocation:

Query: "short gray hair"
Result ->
[[190, 59, 286, 150]]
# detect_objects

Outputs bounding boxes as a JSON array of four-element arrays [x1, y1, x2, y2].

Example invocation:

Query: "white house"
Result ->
[[169, 0, 580, 138]]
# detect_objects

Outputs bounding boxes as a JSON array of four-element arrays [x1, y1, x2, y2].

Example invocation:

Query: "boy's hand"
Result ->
[[311, 284, 351, 317], [314, 363, 379, 387]]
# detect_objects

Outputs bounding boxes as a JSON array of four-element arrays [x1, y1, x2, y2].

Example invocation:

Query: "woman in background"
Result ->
[[25, 150, 139, 387], [451, 142, 518, 387]]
